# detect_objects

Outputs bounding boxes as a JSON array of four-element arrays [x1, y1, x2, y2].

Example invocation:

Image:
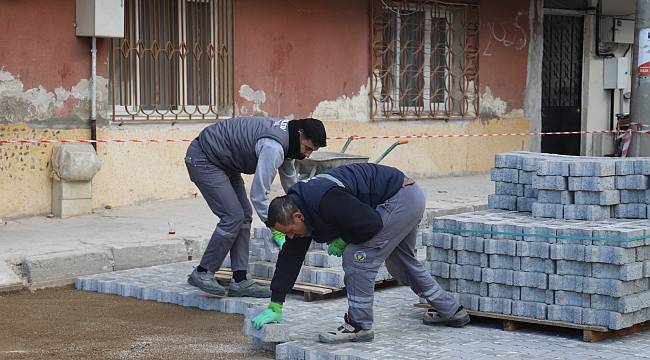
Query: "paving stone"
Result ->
[[456, 251, 488, 267], [449, 264, 482, 282], [556, 260, 591, 276], [488, 254, 519, 270], [481, 268, 514, 285], [582, 308, 644, 330], [429, 233, 453, 249], [491, 168, 519, 183], [458, 219, 492, 237], [615, 159, 636, 175], [426, 248, 456, 263], [303, 251, 342, 268], [520, 257, 555, 274], [548, 275, 585, 292], [556, 226, 596, 245], [592, 227, 646, 247], [484, 239, 517, 256], [617, 175, 650, 190], [495, 182, 524, 196], [488, 194, 517, 211], [490, 223, 523, 240], [435, 278, 456, 292], [431, 217, 460, 235], [522, 225, 557, 243], [550, 244, 586, 261], [536, 160, 570, 176], [591, 262, 644, 281], [455, 293, 481, 311], [574, 190, 620, 206], [495, 153, 523, 169], [479, 297, 512, 315], [584, 246, 637, 265], [568, 176, 615, 191], [488, 283, 520, 299], [516, 197, 535, 212], [456, 279, 488, 296], [614, 204, 647, 219], [452, 236, 484, 252], [521, 155, 548, 172], [620, 190, 646, 204], [536, 190, 573, 205], [518, 170, 535, 185], [591, 291, 650, 314], [547, 305, 583, 324], [563, 204, 612, 221], [583, 277, 650, 297], [637, 246, 650, 261], [633, 158, 650, 175], [570, 160, 616, 177], [532, 202, 564, 219], [533, 175, 568, 191], [513, 271, 547, 289], [516, 241, 550, 258], [524, 185, 539, 198], [554, 291, 590, 307], [427, 261, 450, 278], [512, 300, 547, 320]]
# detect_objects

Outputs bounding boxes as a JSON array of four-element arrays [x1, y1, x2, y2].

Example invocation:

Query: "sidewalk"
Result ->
[[0, 174, 491, 291]]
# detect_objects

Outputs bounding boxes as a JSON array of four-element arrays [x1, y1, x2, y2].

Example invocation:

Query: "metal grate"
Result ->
[[370, 0, 479, 121], [110, 0, 234, 123]]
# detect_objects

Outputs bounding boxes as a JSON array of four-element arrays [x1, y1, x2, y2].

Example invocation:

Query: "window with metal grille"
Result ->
[[110, 0, 233, 123], [371, 0, 479, 121]]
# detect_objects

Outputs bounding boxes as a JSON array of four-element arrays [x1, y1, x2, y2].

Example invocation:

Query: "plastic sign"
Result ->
[[638, 29, 650, 76]]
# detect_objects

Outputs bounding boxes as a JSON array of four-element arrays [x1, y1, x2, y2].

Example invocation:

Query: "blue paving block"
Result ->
[[532, 202, 564, 218], [634, 158, 650, 175], [548, 275, 585, 292], [490, 223, 523, 240], [614, 204, 647, 219], [533, 175, 568, 190], [435, 278, 456, 292], [449, 264, 482, 282], [592, 227, 646, 247], [620, 190, 645, 203], [568, 176, 615, 191], [645, 260, 650, 277], [489, 254, 519, 270], [550, 244, 586, 261], [582, 308, 640, 330], [591, 262, 644, 281], [547, 305, 582, 324], [591, 291, 650, 314], [479, 297, 512, 315], [573, 190, 620, 205], [556, 227, 594, 245], [522, 155, 548, 172], [616, 175, 650, 190], [583, 278, 650, 297], [426, 248, 456, 263], [430, 233, 453, 249], [484, 239, 517, 256], [512, 301, 547, 320], [432, 217, 460, 234], [536, 160, 570, 176], [556, 260, 591, 276], [637, 246, 650, 261], [488, 194, 517, 211], [520, 257, 555, 274], [488, 283, 520, 299], [456, 251, 488, 267], [517, 197, 535, 212], [570, 160, 615, 177], [537, 190, 573, 204], [458, 219, 492, 237], [452, 236, 484, 252], [522, 225, 557, 243], [520, 287, 554, 304], [518, 170, 534, 185], [482, 268, 514, 285], [524, 185, 539, 198], [516, 241, 550, 258], [584, 246, 637, 265], [491, 168, 519, 183], [616, 159, 636, 175], [554, 291, 590, 307], [513, 271, 547, 289], [456, 279, 488, 296], [457, 293, 481, 311], [427, 261, 450, 278], [495, 153, 522, 169]]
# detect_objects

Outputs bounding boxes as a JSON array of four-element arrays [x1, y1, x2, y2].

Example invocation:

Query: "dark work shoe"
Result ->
[[187, 268, 226, 296], [318, 314, 374, 344], [423, 305, 471, 328], [227, 277, 271, 298]]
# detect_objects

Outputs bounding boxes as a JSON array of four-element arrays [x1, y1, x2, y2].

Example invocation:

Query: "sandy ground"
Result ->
[[0, 286, 273, 360]]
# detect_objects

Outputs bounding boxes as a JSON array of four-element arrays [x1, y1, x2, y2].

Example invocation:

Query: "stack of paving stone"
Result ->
[[489, 152, 650, 220], [246, 228, 411, 288], [425, 209, 650, 330]]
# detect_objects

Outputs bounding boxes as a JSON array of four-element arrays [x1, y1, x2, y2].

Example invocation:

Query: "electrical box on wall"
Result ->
[[600, 16, 635, 44], [604, 57, 629, 89], [76, 0, 124, 38]]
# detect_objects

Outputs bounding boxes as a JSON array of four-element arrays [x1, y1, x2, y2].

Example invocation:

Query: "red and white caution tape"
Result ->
[[0, 129, 647, 145]]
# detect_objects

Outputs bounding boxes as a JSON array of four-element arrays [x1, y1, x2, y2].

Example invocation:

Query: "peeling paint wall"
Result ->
[[311, 82, 370, 122]]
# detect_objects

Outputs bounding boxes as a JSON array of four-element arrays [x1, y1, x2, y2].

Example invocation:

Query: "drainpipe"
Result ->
[[90, 36, 97, 151]]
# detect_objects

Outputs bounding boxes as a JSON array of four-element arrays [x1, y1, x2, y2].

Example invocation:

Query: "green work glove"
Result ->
[[271, 229, 286, 249], [252, 301, 283, 329], [327, 237, 347, 257]]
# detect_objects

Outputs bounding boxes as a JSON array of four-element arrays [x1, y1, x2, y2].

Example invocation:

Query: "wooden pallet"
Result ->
[[414, 303, 650, 342], [215, 268, 398, 302]]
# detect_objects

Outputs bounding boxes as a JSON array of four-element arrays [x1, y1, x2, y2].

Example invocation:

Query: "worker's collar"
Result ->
[[287, 120, 305, 160]]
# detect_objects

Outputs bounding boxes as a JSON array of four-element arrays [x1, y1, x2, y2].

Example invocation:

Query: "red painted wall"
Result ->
[[478, 0, 530, 109], [234, 0, 369, 118], [0, 0, 109, 91]]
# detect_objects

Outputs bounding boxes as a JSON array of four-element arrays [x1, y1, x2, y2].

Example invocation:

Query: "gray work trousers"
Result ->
[[185, 140, 252, 272], [342, 183, 459, 329]]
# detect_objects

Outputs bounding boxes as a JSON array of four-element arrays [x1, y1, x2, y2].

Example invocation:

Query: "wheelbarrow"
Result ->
[[295, 136, 409, 179]]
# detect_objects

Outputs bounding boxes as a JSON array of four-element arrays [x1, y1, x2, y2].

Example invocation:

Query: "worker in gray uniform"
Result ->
[[185, 116, 326, 298], [251, 163, 470, 342]]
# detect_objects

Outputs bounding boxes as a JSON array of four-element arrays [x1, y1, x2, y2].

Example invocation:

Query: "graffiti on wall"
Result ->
[[483, 11, 528, 56]]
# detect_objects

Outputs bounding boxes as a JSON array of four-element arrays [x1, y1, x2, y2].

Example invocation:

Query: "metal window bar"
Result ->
[[370, 0, 479, 121], [110, 0, 233, 123]]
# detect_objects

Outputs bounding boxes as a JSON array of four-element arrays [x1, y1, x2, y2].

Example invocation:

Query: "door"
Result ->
[[541, 14, 584, 155]]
